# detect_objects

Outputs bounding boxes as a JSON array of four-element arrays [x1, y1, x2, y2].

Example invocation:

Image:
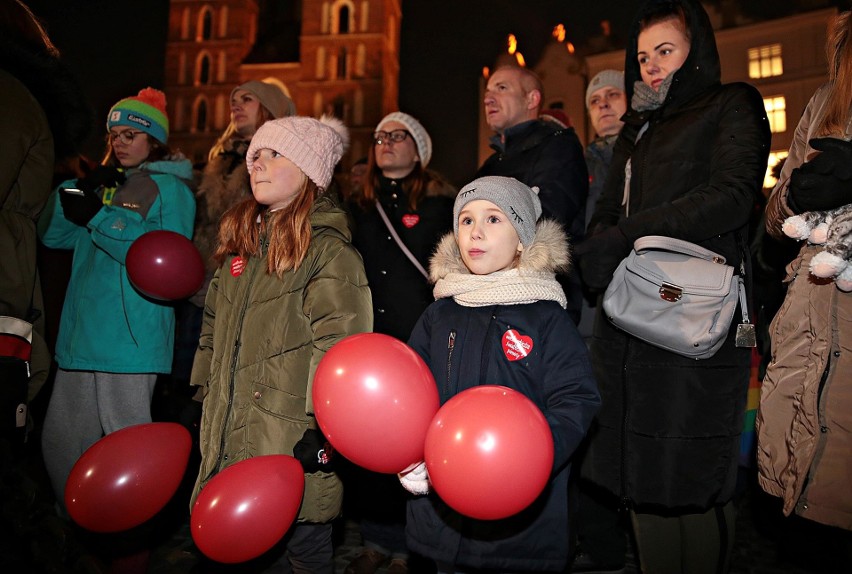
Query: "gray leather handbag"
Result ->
[[602, 236, 748, 360]]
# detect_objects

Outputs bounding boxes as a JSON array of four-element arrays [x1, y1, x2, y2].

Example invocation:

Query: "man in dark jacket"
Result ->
[[476, 65, 589, 323]]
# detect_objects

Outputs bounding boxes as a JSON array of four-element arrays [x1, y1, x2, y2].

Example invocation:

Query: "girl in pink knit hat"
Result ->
[[189, 116, 372, 572]]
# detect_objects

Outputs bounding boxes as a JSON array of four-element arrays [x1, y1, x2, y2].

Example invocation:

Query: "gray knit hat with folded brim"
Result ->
[[453, 176, 542, 247]]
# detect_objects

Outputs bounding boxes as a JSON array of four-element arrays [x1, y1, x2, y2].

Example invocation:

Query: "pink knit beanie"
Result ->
[[246, 115, 350, 190]]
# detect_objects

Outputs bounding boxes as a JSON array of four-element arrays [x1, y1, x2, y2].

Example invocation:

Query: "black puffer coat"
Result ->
[[405, 221, 599, 572], [581, 0, 771, 510]]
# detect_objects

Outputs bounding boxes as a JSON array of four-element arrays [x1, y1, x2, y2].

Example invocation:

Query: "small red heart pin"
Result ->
[[230, 256, 246, 277], [502, 329, 533, 361], [401, 214, 420, 228]]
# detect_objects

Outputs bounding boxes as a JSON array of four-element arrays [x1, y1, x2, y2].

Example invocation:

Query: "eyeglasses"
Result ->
[[108, 130, 146, 145], [373, 130, 411, 145]]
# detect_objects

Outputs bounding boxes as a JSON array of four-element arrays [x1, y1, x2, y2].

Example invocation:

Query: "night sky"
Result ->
[[25, 1, 642, 183]]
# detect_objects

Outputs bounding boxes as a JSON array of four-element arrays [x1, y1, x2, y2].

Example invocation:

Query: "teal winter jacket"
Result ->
[[38, 157, 196, 373]]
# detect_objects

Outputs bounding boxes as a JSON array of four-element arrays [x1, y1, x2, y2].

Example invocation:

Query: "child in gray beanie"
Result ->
[[399, 174, 600, 573]]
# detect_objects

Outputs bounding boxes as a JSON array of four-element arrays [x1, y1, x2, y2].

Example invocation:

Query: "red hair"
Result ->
[[214, 176, 319, 275]]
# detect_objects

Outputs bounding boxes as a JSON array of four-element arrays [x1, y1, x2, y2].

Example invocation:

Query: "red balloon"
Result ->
[[313, 333, 440, 473], [191, 455, 305, 564], [425, 385, 554, 520], [126, 230, 204, 300], [65, 422, 191, 533]]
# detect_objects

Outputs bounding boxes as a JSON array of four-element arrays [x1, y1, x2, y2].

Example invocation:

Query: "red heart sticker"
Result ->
[[502, 329, 533, 361], [401, 214, 420, 228], [230, 256, 246, 277]]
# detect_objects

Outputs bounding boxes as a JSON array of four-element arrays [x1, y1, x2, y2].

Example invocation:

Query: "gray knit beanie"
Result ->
[[585, 70, 625, 108], [232, 81, 296, 119], [453, 176, 542, 246]]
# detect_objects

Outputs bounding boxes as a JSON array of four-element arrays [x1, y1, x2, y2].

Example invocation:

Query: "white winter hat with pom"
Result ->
[[247, 115, 350, 190]]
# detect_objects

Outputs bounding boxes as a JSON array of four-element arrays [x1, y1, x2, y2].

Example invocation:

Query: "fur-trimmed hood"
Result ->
[[429, 218, 571, 283]]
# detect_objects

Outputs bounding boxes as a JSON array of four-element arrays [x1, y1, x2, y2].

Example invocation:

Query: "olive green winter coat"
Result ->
[[190, 195, 372, 522]]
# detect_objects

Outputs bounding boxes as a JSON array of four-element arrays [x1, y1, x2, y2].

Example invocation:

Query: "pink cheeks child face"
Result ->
[[457, 200, 523, 275], [249, 148, 306, 211]]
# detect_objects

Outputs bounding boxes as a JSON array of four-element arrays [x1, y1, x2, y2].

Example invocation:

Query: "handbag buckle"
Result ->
[[659, 282, 683, 302]]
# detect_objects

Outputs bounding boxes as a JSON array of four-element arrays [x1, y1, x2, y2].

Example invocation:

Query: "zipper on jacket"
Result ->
[[444, 329, 456, 399], [208, 256, 258, 479]]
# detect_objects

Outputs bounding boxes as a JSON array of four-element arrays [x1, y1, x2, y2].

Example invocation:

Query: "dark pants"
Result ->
[[631, 501, 736, 574]]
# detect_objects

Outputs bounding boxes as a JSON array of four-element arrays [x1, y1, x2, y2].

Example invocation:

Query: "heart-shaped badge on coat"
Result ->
[[502, 329, 533, 361], [230, 256, 246, 277], [401, 214, 420, 228]]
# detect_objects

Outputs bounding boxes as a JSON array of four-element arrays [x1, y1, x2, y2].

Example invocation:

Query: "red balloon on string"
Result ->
[[191, 455, 305, 564], [64, 422, 191, 533], [425, 385, 554, 520], [313, 333, 440, 474], [126, 230, 204, 300]]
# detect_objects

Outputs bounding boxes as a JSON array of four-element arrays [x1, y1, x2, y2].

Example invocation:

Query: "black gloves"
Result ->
[[60, 166, 125, 226], [575, 225, 632, 292], [76, 165, 126, 194], [787, 137, 852, 214], [293, 428, 335, 473], [59, 186, 104, 227]]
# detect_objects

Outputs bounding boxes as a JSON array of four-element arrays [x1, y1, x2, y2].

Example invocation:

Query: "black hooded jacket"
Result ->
[[581, 0, 771, 511]]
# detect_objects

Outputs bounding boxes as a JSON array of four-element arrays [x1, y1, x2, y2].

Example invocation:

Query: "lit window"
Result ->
[[763, 96, 786, 134], [764, 151, 789, 190], [748, 44, 783, 79]]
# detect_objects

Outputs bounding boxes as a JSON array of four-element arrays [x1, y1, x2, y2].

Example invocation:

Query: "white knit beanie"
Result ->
[[453, 176, 542, 247], [585, 70, 625, 108], [376, 112, 433, 167], [246, 115, 350, 190]]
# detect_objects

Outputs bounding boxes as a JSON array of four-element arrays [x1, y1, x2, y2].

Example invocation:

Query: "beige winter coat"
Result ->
[[757, 84, 852, 530]]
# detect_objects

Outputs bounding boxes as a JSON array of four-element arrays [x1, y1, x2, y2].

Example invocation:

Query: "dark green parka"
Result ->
[[191, 195, 372, 522]]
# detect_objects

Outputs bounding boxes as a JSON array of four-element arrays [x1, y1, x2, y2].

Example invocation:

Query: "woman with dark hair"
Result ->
[[758, 10, 852, 533], [576, 1, 770, 572]]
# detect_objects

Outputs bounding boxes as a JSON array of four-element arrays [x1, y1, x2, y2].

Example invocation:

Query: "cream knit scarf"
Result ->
[[433, 269, 567, 309]]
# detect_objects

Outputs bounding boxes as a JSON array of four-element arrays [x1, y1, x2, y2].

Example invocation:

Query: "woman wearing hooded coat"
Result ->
[[575, 1, 770, 572]]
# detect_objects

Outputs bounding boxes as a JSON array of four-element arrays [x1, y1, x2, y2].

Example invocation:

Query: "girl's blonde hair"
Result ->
[[817, 11, 852, 137], [214, 174, 319, 275], [207, 105, 275, 162]]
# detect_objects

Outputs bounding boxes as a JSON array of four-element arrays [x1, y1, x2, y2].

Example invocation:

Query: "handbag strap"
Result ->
[[374, 199, 429, 280], [633, 235, 727, 264]]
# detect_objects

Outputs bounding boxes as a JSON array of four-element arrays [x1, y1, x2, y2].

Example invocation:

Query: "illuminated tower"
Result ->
[[163, 0, 400, 167]]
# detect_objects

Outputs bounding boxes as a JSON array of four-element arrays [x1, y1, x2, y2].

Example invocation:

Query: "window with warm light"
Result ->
[[763, 96, 786, 133], [764, 150, 789, 190], [748, 44, 783, 79]]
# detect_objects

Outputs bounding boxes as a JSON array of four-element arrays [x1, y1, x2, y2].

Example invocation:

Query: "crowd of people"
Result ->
[[3, 0, 852, 573]]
